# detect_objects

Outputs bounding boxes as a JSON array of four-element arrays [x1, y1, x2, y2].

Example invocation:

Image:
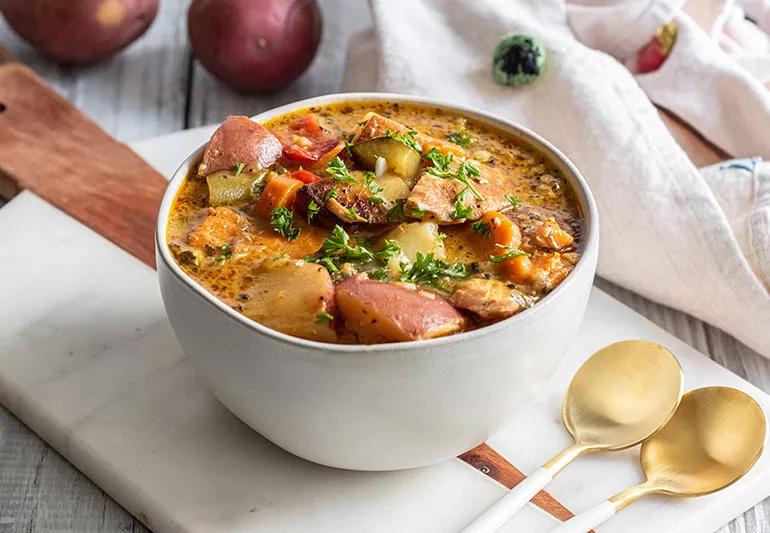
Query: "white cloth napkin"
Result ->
[[341, 0, 770, 357]]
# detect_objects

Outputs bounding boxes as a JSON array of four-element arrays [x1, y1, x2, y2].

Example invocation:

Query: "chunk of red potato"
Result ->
[[239, 261, 337, 343], [353, 112, 465, 157], [406, 162, 516, 223], [187, 207, 251, 250], [198, 116, 282, 177], [278, 114, 339, 165], [532, 217, 575, 250], [449, 278, 534, 321], [335, 275, 467, 343]]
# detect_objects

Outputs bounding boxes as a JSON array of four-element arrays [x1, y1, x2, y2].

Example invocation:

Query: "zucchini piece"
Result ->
[[351, 137, 422, 184], [206, 170, 266, 206]]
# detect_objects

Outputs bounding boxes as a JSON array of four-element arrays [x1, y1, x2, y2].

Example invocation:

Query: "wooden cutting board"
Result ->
[[0, 61, 579, 526]]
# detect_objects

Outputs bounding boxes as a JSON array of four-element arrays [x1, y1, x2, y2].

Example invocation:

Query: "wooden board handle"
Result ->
[[0, 63, 168, 267]]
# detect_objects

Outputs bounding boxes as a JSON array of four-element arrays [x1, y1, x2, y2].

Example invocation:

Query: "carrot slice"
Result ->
[[255, 175, 304, 217], [501, 255, 532, 283], [481, 211, 515, 246]]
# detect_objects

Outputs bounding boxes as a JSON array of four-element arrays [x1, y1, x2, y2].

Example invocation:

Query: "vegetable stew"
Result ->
[[167, 101, 583, 344]]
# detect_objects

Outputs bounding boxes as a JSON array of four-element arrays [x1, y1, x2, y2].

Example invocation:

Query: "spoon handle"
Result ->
[[460, 467, 552, 533], [549, 500, 615, 533]]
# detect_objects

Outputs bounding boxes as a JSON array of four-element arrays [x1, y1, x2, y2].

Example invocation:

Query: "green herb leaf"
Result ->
[[324, 187, 339, 202], [307, 200, 320, 223], [386, 199, 406, 222], [326, 156, 357, 184], [451, 197, 474, 220], [399, 252, 469, 287], [376, 239, 402, 262], [471, 219, 491, 237], [270, 206, 300, 241], [308, 225, 375, 272], [344, 206, 361, 221], [232, 162, 245, 176], [385, 129, 422, 152], [411, 206, 426, 218], [368, 196, 385, 204], [489, 247, 528, 263], [364, 171, 383, 194], [369, 268, 389, 281], [424, 147, 484, 200], [505, 194, 522, 209], [446, 129, 475, 147], [251, 177, 266, 197], [342, 132, 355, 158], [315, 311, 334, 325], [217, 243, 233, 262]]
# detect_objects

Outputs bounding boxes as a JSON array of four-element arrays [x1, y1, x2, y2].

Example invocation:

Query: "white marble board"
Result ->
[[0, 126, 768, 533]]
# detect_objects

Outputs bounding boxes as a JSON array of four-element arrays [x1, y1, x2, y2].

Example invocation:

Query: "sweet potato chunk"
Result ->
[[532, 217, 574, 250], [188, 207, 251, 250], [335, 275, 467, 343], [197, 116, 282, 177], [239, 261, 337, 343]]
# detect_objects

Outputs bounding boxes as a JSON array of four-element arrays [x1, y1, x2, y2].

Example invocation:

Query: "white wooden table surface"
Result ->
[[0, 1, 767, 532]]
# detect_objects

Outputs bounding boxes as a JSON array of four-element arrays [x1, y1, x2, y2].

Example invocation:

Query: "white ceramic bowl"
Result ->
[[156, 93, 599, 471]]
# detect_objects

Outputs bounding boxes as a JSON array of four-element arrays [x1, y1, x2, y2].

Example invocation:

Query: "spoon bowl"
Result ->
[[563, 340, 684, 450], [639, 386, 766, 498]]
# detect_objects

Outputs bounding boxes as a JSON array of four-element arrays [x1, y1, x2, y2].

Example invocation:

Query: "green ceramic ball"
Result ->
[[492, 34, 545, 87]]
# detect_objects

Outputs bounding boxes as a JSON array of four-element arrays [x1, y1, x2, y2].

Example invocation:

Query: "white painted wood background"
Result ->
[[0, 1, 767, 531]]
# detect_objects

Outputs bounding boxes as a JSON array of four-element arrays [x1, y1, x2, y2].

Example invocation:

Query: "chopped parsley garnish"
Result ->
[[399, 252, 469, 287], [308, 225, 375, 269], [385, 129, 422, 152], [326, 156, 356, 184], [376, 239, 402, 262], [368, 196, 385, 204], [386, 199, 406, 222], [423, 147, 484, 200], [505, 193, 522, 209], [369, 268, 389, 281], [315, 311, 334, 325], [251, 177, 266, 197], [232, 162, 245, 176], [446, 129, 475, 147], [342, 132, 355, 157], [344, 206, 361, 221], [489, 247, 528, 263], [324, 187, 339, 202], [471, 219, 491, 236], [411, 207, 426, 218], [270, 206, 300, 241], [364, 171, 383, 194], [217, 243, 233, 262], [451, 197, 474, 220], [306, 200, 320, 223]]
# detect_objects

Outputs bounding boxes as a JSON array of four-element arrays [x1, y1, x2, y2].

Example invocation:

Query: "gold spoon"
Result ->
[[462, 340, 683, 533], [551, 386, 767, 533]]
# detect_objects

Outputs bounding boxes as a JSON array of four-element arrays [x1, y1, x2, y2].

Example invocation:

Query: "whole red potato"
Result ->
[[188, 0, 322, 93], [0, 0, 159, 64]]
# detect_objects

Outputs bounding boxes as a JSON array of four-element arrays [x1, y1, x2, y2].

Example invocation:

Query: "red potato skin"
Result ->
[[198, 115, 283, 177], [335, 276, 468, 344], [0, 0, 159, 63], [188, 0, 322, 93]]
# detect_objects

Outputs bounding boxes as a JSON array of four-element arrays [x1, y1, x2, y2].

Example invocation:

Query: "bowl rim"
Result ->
[[156, 92, 599, 353]]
